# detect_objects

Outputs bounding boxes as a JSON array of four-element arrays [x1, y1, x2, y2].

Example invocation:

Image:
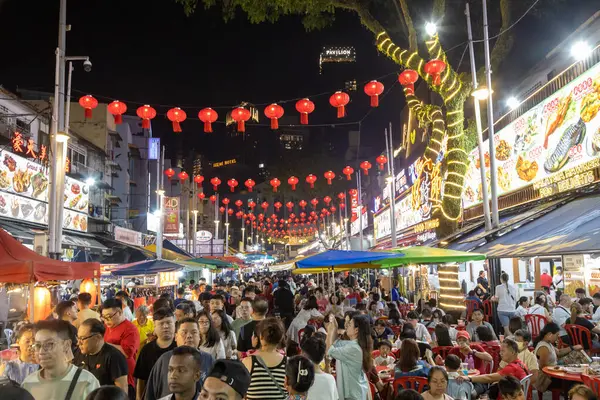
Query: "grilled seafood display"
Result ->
[[544, 94, 573, 149], [544, 118, 586, 173], [31, 173, 48, 198]]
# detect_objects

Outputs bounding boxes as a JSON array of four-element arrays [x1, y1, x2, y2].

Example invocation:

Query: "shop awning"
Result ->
[[111, 259, 183, 276], [292, 265, 375, 275], [0, 220, 36, 243], [92, 236, 155, 264], [63, 234, 110, 255], [163, 240, 193, 258], [296, 250, 402, 268], [476, 195, 600, 258], [377, 246, 486, 267], [144, 244, 190, 261]]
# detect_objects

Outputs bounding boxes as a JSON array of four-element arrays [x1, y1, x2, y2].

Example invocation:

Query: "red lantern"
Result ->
[[398, 70, 419, 95], [219, 206, 225, 214], [324, 170, 336, 185], [235, 200, 243, 209], [228, 208, 234, 216], [248, 201, 256, 209], [299, 200, 307, 210], [198, 192, 205, 200], [210, 195, 217, 204], [164, 168, 175, 180], [198, 108, 218, 133], [244, 179, 255, 192], [338, 192, 346, 201], [360, 161, 372, 175], [348, 189, 358, 197], [424, 60, 446, 86], [342, 166, 354, 180], [330, 206, 337, 212], [274, 202, 282, 211], [264, 103, 284, 130], [261, 202, 269, 211], [136, 105, 157, 129], [295, 98, 315, 125], [286, 201, 294, 211], [108, 100, 127, 124], [376, 155, 388, 171], [306, 174, 317, 188], [311, 198, 319, 208], [222, 198, 230, 205], [194, 175, 204, 186], [236, 211, 243, 219], [364, 81, 384, 107], [270, 178, 281, 193], [231, 107, 251, 133], [178, 171, 189, 181], [167, 107, 187, 133], [329, 91, 350, 118], [210, 177, 221, 191], [288, 176, 299, 191], [324, 196, 332, 205], [227, 179, 238, 192], [79, 95, 98, 119]]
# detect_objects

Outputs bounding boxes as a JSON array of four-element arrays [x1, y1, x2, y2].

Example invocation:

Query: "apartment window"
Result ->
[[15, 119, 30, 134], [67, 144, 87, 166]]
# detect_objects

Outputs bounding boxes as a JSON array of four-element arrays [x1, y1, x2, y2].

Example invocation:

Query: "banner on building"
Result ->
[[148, 138, 160, 160], [163, 196, 180, 234], [114, 226, 143, 246]]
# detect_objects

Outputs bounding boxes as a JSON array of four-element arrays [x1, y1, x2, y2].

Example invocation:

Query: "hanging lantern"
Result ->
[[398, 71, 418, 96], [210, 195, 217, 204], [270, 178, 281, 193], [235, 200, 243, 209], [310, 198, 319, 208], [178, 171, 189, 181], [231, 107, 251, 133], [219, 206, 225, 214], [164, 168, 175, 180], [194, 175, 204, 186], [167, 107, 187, 133], [79, 279, 97, 307], [79, 95, 98, 119], [287, 176, 299, 191], [198, 192, 206, 200], [236, 211, 243, 219], [424, 59, 446, 86], [108, 100, 127, 124], [286, 201, 294, 211], [323, 196, 332, 205], [228, 208, 234, 216], [136, 105, 157, 129], [264, 103, 284, 130], [306, 174, 317, 188], [222, 198, 230, 205], [29, 286, 52, 322], [227, 179, 238, 192], [348, 189, 358, 197], [299, 200, 307, 210], [329, 91, 350, 118], [330, 206, 337, 212], [198, 108, 218, 133], [295, 98, 315, 125], [324, 170, 336, 185], [363, 80, 384, 107], [240, 179, 253, 194], [210, 177, 221, 191], [376, 155, 388, 171], [360, 161, 372, 176], [261, 202, 269, 211], [248, 201, 256, 209], [342, 166, 354, 180], [274, 202, 282, 211]]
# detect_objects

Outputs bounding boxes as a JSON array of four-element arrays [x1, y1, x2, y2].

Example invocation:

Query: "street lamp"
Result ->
[[85, 177, 95, 187], [472, 86, 493, 101], [506, 97, 520, 110], [425, 22, 437, 36], [572, 41, 592, 60]]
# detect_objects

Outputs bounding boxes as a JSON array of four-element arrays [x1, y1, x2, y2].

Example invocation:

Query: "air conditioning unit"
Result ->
[[33, 232, 48, 256]]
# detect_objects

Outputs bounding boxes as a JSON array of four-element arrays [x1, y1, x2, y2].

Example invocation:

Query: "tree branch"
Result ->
[[398, 0, 418, 52]]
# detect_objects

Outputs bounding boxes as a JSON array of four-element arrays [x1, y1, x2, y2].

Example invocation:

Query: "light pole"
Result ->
[[356, 171, 364, 251], [241, 227, 245, 252], [225, 203, 229, 255], [385, 125, 397, 248], [466, 3, 492, 232]]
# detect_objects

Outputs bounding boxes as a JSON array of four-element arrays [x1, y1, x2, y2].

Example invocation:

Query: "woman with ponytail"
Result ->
[[284, 355, 316, 400], [493, 272, 517, 335], [566, 302, 600, 349]]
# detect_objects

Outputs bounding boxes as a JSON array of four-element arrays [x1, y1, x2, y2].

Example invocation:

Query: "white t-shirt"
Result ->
[[22, 364, 100, 400], [553, 274, 565, 290], [495, 283, 517, 312], [307, 371, 339, 400]]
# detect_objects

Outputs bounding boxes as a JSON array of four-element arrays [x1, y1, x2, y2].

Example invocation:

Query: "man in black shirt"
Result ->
[[135, 308, 177, 400], [236, 298, 268, 358], [56, 300, 79, 356], [273, 280, 295, 329], [74, 318, 128, 391]]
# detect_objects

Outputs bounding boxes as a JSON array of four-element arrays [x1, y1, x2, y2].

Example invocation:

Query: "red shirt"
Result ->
[[540, 273, 553, 288], [449, 344, 487, 374], [104, 319, 140, 387]]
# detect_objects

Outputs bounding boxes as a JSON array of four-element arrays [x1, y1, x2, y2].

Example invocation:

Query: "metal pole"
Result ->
[[185, 182, 190, 253], [385, 128, 398, 249], [215, 193, 220, 241], [466, 3, 492, 232], [64, 62, 73, 137], [156, 147, 164, 260], [47, 48, 60, 258], [482, 0, 500, 228], [192, 182, 197, 257], [225, 204, 229, 255], [241, 228, 245, 252], [343, 196, 348, 250], [357, 171, 364, 251]]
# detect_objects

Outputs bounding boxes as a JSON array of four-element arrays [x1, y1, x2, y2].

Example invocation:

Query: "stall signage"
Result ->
[[11, 132, 48, 162], [533, 157, 600, 198], [148, 138, 160, 160], [196, 230, 213, 242], [350, 189, 359, 221], [159, 271, 178, 287], [114, 226, 142, 246], [0, 149, 89, 232], [163, 197, 180, 234], [414, 218, 440, 233], [464, 61, 600, 208], [374, 193, 430, 241], [350, 206, 368, 235], [395, 169, 409, 195]]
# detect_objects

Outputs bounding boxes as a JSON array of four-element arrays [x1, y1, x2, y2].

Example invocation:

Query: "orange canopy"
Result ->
[[0, 228, 100, 283]]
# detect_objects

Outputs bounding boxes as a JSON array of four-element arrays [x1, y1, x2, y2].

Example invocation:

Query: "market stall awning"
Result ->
[[163, 240, 193, 258], [296, 250, 402, 269], [63, 234, 110, 255], [377, 246, 486, 267], [476, 195, 600, 258], [179, 257, 234, 269], [292, 265, 375, 275], [110, 259, 184, 276], [144, 244, 190, 261], [0, 228, 100, 283]]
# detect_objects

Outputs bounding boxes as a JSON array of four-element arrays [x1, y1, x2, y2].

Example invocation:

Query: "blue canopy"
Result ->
[[296, 250, 402, 268], [111, 259, 183, 276], [163, 240, 193, 258]]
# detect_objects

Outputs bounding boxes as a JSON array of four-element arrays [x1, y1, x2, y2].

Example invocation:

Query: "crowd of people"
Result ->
[[1, 270, 599, 400]]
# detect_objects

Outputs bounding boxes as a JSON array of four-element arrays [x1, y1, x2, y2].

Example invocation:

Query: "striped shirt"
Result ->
[[246, 355, 287, 400]]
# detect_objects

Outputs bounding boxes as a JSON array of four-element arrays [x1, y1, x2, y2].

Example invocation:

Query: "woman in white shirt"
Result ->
[[528, 293, 552, 321], [287, 296, 324, 344], [211, 309, 237, 359], [197, 310, 226, 360], [493, 272, 518, 336], [515, 296, 530, 319], [301, 332, 339, 400]]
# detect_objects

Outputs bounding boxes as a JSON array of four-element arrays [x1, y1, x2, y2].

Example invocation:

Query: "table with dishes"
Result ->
[[375, 366, 480, 383]]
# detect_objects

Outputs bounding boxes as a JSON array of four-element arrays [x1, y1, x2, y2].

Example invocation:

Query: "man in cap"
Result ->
[[199, 359, 251, 400], [449, 330, 493, 375]]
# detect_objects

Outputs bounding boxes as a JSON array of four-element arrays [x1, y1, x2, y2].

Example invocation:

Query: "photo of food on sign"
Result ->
[[464, 61, 600, 208]]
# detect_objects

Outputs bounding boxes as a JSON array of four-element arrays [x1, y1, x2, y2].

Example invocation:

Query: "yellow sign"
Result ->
[[159, 271, 178, 287], [414, 218, 440, 233], [212, 159, 237, 168], [534, 158, 599, 198]]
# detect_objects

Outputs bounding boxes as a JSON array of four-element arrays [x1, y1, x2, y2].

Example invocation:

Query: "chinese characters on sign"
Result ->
[[163, 196, 180, 234], [12, 132, 47, 163]]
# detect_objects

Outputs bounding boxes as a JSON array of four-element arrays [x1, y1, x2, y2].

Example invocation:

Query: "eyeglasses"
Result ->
[[31, 341, 57, 352], [101, 310, 120, 321], [77, 333, 98, 342], [198, 320, 210, 326]]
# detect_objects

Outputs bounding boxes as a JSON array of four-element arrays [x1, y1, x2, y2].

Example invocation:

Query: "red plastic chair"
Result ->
[[482, 344, 501, 372], [298, 328, 305, 343], [455, 325, 467, 331], [565, 324, 600, 355], [393, 377, 428, 395], [482, 300, 493, 322], [432, 346, 455, 359], [582, 375, 600, 397], [525, 314, 547, 339], [369, 381, 377, 399], [465, 300, 481, 321]]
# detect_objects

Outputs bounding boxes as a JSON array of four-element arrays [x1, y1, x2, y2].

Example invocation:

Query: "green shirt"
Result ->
[[231, 317, 252, 338]]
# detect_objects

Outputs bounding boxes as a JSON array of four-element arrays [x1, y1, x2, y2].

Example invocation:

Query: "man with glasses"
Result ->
[[135, 308, 177, 400], [73, 318, 128, 391], [145, 318, 214, 400], [102, 298, 140, 399], [231, 297, 252, 337], [22, 320, 99, 399]]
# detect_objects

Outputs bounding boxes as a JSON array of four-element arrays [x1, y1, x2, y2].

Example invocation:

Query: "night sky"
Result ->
[[0, 0, 598, 165]]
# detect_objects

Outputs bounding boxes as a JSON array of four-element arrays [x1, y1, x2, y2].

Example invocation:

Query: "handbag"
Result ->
[[254, 355, 288, 398]]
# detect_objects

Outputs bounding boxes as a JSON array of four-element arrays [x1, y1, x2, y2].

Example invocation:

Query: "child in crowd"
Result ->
[[374, 340, 396, 367]]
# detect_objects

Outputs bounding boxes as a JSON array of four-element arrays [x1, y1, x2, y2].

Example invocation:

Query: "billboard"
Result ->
[[0, 150, 89, 232], [163, 197, 180, 234], [464, 61, 600, 208]]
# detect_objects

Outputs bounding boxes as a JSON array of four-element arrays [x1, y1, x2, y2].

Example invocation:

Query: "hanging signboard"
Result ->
[[196, 230, 213, 242], [0, 150, 89, 232], [350, 206, 368, 235], [114, 226, 143, 246], [464, 61, 600, 208], [148, 138, 160, 160], [163, 197, 180, 234]]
